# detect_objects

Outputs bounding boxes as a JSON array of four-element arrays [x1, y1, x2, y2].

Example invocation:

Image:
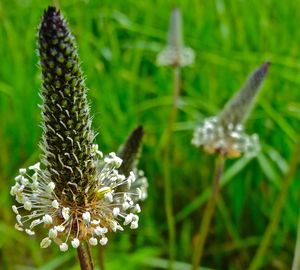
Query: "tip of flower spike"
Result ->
[[118, 126, 145, 176], [257, 61, 271, 77], [40, 6, 65, 39], [44, 6, 60, 18]]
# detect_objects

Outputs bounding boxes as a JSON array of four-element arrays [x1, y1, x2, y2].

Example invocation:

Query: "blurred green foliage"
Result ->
[[0, 0, 300, 269]]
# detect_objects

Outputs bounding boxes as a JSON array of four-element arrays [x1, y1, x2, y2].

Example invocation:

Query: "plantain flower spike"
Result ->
[[192, 62, 270, 158], [156, 7, 195, 67], [10, 6, 145, 251], [117, 126, 148, 201]]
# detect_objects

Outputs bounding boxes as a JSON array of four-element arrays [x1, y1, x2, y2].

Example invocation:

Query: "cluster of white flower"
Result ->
[[157, 46, 195, 67], [10, 149, 146, 251], [192, 117, 260, 158]]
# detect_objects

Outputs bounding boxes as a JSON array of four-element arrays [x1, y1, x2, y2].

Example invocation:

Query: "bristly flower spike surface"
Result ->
[[10, 6, 146, 252], [192, 62, 270, 158]]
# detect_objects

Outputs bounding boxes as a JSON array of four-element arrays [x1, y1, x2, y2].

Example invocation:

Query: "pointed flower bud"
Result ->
[[156, 7, 195, 67], [11, 6, 146, 251], [192, 62, 270, 158], [117, 126, 148, 201]]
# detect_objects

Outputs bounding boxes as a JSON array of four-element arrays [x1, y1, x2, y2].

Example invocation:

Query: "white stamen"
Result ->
[[89, 237, 98, 246], [82, 212, 91, 224], [71, 238, 80, 248], [59, 243, 68, 252], [52, 200, 59, 209], [40, 237, 52, 248], [99, 237, 108, 245], [62, 207, 70, 221], [43, 214, 53, 225]]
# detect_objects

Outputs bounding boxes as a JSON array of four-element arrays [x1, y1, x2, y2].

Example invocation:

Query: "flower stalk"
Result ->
[[191, 62, 269, 269], [157, 8, 195, 269], [248, 138, 300, 270], [10, 7, 146, 270], [191, 154, 225, 270]]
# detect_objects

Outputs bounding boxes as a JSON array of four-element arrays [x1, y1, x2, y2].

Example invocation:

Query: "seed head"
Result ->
[[192, 62, 270, 158], [11, 6, 145, 251]]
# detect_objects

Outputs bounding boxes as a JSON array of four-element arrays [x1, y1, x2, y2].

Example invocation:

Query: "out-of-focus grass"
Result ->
[[0, 0, 300, 269]]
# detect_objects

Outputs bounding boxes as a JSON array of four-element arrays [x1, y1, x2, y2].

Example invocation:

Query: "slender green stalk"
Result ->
[[248, 139, 300, 270], [162, 67, 181, 270], [77, 242, 94, 270], [191, 154, 225, 270], [97, 246, 106, 270], [292, 211, 300, 270]]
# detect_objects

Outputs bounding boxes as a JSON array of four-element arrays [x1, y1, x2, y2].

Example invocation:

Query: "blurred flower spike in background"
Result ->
[[156, 7, 195, 67], [192, 62, 270, 158]]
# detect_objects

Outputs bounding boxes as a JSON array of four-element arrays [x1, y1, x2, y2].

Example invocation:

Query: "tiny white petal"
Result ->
[[60, 243, 68, 252], [94, 226, 108, 236], [19, 168, 26, 175], [122, 201, 130, 211], [71, 238, 80, 248], [21, 177, 29, 186], [30, 219, 41, 229], [40, 237, 52, 248], [42, 214, 53, 225], [24, 201, 32, 211], [136, 188, 142, 200], [134, 204, 141, 213], [89, 237, 98, 246], [46, 182, 55, 193], [15, 223, 23, 231], [130, 221, 138, 229], [104, 192, 113, 203], [55, 225, 65, 232], [52, 200, 59, 209], [62, 207, 70, 221], [82, 212, 91, 224], [124, 214, 133, 226], [16, 215, 23, 225], [91, 220, 100, 225], [112, 207, 120, 217], [49, 228, 58, 239], [12, 205, 19, 215], [29, 162, 41, 172], [25, 229, 35, 235], [99, 237, 108, 246]]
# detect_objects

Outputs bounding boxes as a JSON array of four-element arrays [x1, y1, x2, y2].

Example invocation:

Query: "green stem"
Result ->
[[292, 211, 300, 270], [248, 139, 300, 270], [97, 245, 106, 270], [163, 67, 181, 270], [191, 154, 225, 270], [77, 242, 94, 270]]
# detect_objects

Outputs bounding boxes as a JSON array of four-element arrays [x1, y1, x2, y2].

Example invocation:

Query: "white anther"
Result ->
[[99, 237, 108, 246], [82, 212, 91, 224], [43, 214, 53, 225], [59, 243, 68, 252], [52, 200, 59, 209], [89, 237, 98, 246], [49, 228, 58, 238], [112, 207, 120, 217], [62, 207, 70, 221], [71, 238, 80, 248], [40, 237, 52, 248], [46, 182, 55, 193]]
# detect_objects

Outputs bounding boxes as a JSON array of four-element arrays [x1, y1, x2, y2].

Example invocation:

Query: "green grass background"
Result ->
[[0, 0, 300, 269]]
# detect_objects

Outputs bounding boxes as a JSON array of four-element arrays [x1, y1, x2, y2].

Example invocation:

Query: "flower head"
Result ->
[[192, 62, 270, 158], [156, 7, 195, 67], [11, 6, 145, 251]]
